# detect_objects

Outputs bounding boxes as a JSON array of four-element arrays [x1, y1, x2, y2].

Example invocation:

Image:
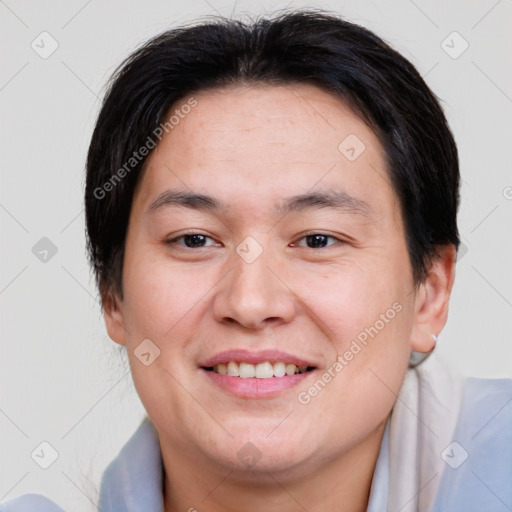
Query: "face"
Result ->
[[105, 83, 446, 481]]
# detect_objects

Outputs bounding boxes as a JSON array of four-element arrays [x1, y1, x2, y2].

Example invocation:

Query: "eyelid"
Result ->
[[165, 230, 347, 249], [291, 231, 345, 248], [165, 231, 221, 247]]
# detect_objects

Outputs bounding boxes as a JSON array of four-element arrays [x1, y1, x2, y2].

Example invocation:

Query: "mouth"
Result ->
[[199, 350, 318, 398], [202, 361, 316, 378]]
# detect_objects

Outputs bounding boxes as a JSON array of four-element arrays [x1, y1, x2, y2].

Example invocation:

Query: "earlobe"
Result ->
[[410, 244, 457, 354], [103, 289, 127, 346]]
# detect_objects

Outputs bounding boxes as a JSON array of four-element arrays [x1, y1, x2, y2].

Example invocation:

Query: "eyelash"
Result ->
[[165, 232, 343, 249], [166, 233, 220, 249]]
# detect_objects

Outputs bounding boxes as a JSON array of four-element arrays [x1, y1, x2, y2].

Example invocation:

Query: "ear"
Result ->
[[102, 288, 127, 346], [410, 244, 457, 352]]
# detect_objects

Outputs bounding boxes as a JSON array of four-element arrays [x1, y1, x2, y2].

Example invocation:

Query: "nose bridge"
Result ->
[[214, 235, 295, 329]]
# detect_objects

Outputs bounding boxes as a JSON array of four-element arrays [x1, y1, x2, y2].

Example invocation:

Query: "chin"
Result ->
[[219, 446, 318, 483], [216, 424, 319, 476]]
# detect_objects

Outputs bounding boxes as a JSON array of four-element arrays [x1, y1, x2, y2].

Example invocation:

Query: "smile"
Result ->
[[205, 361, 315, 378]]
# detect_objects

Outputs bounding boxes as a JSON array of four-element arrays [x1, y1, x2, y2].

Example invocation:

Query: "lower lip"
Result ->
[[202, 369, 314, 399]]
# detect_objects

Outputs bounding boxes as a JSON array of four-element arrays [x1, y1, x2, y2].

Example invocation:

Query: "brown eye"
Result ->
[[294, 234, 340, 248], [167, 234, 218, 248]]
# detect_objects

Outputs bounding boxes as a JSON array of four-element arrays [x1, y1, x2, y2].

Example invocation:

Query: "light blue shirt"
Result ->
[[431, 377, 512, 511], [2, 377, 511, 511]]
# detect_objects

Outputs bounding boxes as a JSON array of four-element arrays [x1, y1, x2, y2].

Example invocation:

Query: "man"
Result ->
[[3, 10, 511, 512]]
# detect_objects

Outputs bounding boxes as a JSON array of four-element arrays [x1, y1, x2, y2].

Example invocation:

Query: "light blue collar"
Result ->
[[98, 417, 164, 512]]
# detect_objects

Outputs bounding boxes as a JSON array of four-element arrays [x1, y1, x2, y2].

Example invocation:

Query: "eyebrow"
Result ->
[[147, 188, 371, 217]]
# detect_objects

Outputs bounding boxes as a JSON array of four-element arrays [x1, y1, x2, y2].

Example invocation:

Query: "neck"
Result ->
[[161, 420, 386, 512]]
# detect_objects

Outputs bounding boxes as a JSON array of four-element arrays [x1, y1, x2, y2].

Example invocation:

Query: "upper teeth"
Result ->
[[213, 361, 308, 378]]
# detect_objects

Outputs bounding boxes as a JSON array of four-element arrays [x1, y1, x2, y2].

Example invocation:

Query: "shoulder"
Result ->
[[432, 376, 512, 511], [458, 376, 512, 470], [0, 493, 65, 512], [460, 376, 512, 438]]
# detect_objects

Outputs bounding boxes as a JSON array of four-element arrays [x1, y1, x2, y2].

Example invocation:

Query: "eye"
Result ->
[[292, 233, 341, 249], [166, 233, 219, 249]]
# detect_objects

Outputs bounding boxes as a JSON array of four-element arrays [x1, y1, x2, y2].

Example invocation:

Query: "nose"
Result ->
[[213, 242, 296, 330]]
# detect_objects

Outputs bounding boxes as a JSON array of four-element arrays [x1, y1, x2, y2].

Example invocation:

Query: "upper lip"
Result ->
[[199, 349, 317, 369]]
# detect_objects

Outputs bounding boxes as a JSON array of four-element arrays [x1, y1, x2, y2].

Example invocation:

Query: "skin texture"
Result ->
[[103, 83, 456, 512]]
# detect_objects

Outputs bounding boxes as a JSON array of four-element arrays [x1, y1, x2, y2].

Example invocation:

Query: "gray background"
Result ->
[[1, 0, 511, 510]]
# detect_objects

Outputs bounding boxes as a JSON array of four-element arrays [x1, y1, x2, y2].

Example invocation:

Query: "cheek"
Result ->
[[298, 306, 411, 445], [288, 262, 407, 343], [121, 253, 208, 432], [293, 265, 413, 406], [122, 250, 210, 340]]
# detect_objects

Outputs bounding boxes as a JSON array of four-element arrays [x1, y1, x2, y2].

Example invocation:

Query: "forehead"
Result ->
[[133, 83, 399, 223]]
